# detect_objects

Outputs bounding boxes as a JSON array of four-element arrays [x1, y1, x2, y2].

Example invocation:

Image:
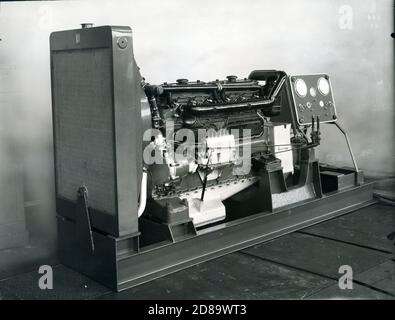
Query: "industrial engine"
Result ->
[[50, 25, 373, 291], [142, 71, 328, 227]]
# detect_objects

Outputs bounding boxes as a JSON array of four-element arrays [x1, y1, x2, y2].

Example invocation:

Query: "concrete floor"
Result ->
[[0, 201, 394, 300]]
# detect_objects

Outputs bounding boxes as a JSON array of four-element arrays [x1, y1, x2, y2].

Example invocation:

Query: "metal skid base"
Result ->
[[58, 181, 374, 292]]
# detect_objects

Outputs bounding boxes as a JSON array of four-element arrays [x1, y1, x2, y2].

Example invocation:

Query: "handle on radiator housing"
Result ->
[[138, 169, 148, 217]]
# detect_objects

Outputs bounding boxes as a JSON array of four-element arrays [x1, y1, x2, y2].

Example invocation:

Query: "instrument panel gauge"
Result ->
[[318, 77, 330, 96], [294, 79, 307, 97]]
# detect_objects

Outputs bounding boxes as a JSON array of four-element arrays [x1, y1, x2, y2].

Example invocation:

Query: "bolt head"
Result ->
[[117, 37, 128, 49]]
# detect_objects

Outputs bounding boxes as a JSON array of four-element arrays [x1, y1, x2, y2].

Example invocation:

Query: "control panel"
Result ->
[[289, 74, 337, 126]]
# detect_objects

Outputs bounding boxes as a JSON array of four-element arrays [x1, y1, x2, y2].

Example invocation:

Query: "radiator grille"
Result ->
[[52, 48, 116, 215]]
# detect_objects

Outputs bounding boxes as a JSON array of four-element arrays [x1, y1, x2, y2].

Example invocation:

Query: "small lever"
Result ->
[[310, 116, 321, 145], [77, 186, 95, 254]]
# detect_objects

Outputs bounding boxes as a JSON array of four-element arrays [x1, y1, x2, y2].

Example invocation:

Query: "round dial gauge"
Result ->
[[294, 79, 307, 97], [318, 77, 330, 95], [309, 87, 317, 97]]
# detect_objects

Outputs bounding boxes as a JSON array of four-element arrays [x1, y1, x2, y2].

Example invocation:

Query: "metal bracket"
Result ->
[[76, 186, 95, 254], [139, 218, 197, 246]]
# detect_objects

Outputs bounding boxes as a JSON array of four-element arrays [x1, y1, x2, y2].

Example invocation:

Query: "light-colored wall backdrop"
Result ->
[[0, 0, 393, 249]]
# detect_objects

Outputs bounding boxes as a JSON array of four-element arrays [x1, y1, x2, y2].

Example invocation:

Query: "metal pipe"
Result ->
[[162, 84, 262, 92], [334, 121, 359, 173], [189, 98, 274, 113], [188, 76, 286, 114], [81, 23, 94, 29]]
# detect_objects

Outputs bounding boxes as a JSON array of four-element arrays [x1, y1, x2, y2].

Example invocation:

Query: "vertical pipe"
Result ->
[[334, 122, 359, 173]]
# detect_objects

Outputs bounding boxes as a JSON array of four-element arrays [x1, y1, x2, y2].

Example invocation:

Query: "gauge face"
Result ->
[[317, 77, 330, 95], [309, 87, 317, 97], [294, 79, 307, 97]]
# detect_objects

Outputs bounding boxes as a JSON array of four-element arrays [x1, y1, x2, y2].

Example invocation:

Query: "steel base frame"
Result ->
[[57, 182, 375, 291]]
